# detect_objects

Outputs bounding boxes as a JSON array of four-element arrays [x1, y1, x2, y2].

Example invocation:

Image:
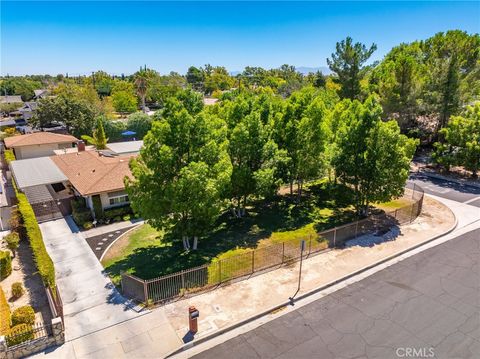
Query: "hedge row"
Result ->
[[4, 149, 15, 165], [104, 205, 133, 220], [0, 250, 12, 279], [0, 286, 11, 335], [16, 191, 55, 289]]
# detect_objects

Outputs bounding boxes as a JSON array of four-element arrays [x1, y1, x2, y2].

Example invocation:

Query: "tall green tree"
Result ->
[[186, 66, 205, 91], [126, 100, 232, 250], [31, 97, 96, 137], [134, 69, 149, 113], [220, 93, 287, 216], [423, 31, 480, 131], [327, 37, 377, 100], [333, 96, 417, 216], [126, 112, 152, 139], [433, 103, 480, 178], [112, 90, 137, 115], [371, 42, 423, 128], [82, 117, 108, 149]]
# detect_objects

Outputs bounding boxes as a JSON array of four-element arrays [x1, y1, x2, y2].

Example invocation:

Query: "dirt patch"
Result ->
[[0, 234, 51, 325]]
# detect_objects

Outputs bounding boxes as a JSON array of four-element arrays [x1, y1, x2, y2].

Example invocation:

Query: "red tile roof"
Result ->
[[51, 151, 134, 196], [4, 132, 77, 148]]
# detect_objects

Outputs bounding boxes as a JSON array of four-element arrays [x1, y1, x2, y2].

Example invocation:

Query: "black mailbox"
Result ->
[[190, 310, 200, 319]]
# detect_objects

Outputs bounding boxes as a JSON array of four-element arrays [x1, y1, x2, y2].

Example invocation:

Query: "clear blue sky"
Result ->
[[1, 1, 479, 76]]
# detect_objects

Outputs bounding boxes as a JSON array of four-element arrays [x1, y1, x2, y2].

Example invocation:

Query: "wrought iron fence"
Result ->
[[5, 322, 52, 348], [122, 184, 424, 305]]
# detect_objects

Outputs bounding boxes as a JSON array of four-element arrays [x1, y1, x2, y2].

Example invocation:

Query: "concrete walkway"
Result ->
[[39, 217, 144, 341], [81, 219, 144, 239]]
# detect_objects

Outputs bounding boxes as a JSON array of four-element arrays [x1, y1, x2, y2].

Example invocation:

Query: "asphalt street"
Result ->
[[409, 173, 480, 207], [194, 228, 480, 359]]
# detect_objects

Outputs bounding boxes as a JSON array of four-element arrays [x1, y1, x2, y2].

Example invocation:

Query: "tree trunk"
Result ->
[[142, 96, 146, 113], [182, 236, 190, 251], [296, 180, 302, 203], [289, 180, 293, 195], [192, 236, 198, 250]]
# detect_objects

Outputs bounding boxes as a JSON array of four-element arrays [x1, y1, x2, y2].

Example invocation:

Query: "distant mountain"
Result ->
[[229, 66, 331, 76], [296, 66, 332, 75]]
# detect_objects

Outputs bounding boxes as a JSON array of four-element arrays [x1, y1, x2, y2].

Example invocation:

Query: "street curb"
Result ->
[[166, 196, 458, 358], [417, 170, 480, 189]]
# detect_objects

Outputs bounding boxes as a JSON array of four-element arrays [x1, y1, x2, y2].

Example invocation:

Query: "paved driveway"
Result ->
[[194, 228, 480, 359], [409, 173, 480, 207], [40, 217, 144, 340]]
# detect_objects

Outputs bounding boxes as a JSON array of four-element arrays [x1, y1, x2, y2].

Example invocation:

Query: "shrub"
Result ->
[[6, 324, 34, 346], [83, 221, 93, 230], [104, 205, 132, 220], [114, 216, 121, 222], [11, 283, 24, 299], [8, 207, 22, 232], [92, 195, 104, 219], [122, 214, 131, 221], [11, 305, 35, 326], [0, 250, 12, 279], [16, 191, 55, 289], [0, 287, 11, 335], [5, 232, 20, 257], [4, 149, 16, 165], [71, 198, 93, 226]]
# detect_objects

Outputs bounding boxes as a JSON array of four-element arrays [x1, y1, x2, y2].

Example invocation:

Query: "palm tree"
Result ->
[[135, 69, 148, 113]]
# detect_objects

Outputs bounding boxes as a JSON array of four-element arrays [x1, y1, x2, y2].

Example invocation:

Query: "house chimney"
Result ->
[[77, 140, 86, 152]]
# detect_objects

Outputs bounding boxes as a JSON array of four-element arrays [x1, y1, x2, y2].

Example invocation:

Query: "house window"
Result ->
[[108, 192, 129, 206]]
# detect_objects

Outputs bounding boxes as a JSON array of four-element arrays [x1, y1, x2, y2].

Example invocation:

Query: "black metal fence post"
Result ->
[[218, 260, 222, 283], [143, 279, 148, 303], [251, 251, 255, 273]]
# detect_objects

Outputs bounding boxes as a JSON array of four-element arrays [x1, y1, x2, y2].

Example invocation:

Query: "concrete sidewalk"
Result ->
[[32, 195, 464, 359]]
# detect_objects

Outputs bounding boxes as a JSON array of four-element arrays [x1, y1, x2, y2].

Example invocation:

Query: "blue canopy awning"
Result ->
[[121, 130, 137, 137]]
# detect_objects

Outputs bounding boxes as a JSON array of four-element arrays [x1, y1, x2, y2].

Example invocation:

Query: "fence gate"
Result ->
[[121, 273, 147, 303]]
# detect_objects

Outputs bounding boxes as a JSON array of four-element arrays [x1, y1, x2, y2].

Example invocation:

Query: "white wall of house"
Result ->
[[100, 191, 130, 210], [14, 143, 73, 159], [84, 191, 130, 218]]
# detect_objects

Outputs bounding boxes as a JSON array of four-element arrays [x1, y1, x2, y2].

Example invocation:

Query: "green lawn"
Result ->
[[102, 181, 411, 285]]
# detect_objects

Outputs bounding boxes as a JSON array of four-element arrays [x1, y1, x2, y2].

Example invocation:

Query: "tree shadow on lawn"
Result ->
[[104, 181, 359, 282]]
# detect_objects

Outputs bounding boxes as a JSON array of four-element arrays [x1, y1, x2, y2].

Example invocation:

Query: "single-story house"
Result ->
[[34, 89, 49, 100], [4, 132, 78, 159], [0, 95, 23, 104], [17, 101, 38, 121], [9, 157, 72, 221], [50, 149, 134, 216]]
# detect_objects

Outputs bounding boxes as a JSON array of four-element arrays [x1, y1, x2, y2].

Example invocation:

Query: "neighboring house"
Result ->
[[0, 95, 23, 104], [18, 101, 38, 121], [34, 89, 49, 100], [50, 149, 134, 216], [4, 132, 78, 159], [203, 97, 219, 106], [106, 140, 143, 155], [9, 156, 73, 222]]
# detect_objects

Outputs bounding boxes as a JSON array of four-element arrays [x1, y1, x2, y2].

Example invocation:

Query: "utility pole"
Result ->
[[289, 240, 306, 305]]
